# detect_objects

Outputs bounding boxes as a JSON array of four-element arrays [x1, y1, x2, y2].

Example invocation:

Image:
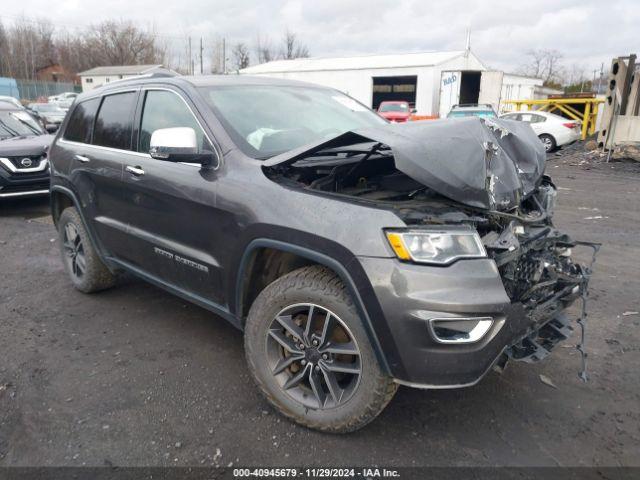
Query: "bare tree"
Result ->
[[82, 20, 164, 66], [254, 33, 275, 64], [0, 18, 58, 80], [281, 30, 309, 60], [520, 49, 564, 86], [232, 42, 250, 70], [0, 21, 10, 77]]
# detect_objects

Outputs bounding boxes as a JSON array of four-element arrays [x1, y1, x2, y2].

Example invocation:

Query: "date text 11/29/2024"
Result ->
[[233, 467, 400, 478]]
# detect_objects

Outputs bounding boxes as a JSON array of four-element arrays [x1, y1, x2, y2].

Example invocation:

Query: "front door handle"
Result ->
[[74, 154, 90, 163], [125, 165, 145, 176]]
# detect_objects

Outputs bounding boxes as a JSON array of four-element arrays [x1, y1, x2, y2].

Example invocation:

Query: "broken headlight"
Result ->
[[386, 229, 486, 265]]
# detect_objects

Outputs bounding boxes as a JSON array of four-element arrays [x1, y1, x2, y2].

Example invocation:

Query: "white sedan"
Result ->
[[500, 111, 581, 152]]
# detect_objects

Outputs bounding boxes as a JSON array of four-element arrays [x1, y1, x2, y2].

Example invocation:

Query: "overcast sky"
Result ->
[[3, 0, 639, 76]]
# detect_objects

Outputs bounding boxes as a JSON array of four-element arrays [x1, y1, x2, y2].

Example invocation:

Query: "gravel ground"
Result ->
[[0, 146, 639, 467]]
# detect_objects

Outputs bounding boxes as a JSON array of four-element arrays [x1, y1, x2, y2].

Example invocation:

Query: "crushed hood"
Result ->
[[265, 117, 547, 211]]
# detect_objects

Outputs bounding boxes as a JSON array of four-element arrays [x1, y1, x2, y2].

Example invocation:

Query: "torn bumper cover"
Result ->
[[359, 237, 598, 388]]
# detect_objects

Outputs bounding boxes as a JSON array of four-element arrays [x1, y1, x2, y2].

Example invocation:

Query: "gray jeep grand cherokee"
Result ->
[[48, 75, 596, 432]]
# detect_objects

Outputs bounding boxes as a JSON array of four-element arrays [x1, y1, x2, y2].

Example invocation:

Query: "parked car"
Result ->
[[0, 95, 24, 109], [500, 111, 581, 152], [377, 100, 413, 122], [49, 76, 594, 433], [0, 103, 53, 199], [52, 92, 79, 111], [447, 104, 497, 118], [26, 103, 67, 132]]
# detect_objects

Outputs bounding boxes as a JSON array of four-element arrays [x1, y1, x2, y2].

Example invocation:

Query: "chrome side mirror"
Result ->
[[149, 127, 216, 167], [149, 127, 198, 160]]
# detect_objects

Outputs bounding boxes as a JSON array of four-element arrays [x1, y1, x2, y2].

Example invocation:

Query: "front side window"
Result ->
[[64, 98, 100, 143], [138, 90, 209, 154], [93, 92, 137, 150], [198, 85, 386, 159]]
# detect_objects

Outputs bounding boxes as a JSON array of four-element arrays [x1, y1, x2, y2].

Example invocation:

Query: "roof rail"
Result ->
[[95, 71, 180, 89]]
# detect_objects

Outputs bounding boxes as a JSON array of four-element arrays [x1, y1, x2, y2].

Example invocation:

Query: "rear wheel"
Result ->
[[58, 207, 116, 293], [539, 133, 557, 152], [244, 265, 397, 433]]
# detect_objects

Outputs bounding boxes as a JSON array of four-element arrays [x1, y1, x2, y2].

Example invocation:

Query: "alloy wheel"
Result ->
[[266, 303, 362, 409], [62, 222, 86, 279]]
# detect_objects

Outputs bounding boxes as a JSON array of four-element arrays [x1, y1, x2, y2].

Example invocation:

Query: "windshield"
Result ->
[[199, 85, 386, 158], [448, 110, 496, 118], [0, 111, 45, 139], [378, 103, 409, 113], [35, 104, 64, 112]]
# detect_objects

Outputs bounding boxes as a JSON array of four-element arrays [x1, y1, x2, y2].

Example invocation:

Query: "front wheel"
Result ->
[[539, 133, 557, 152], [244, 266, 397, 433]]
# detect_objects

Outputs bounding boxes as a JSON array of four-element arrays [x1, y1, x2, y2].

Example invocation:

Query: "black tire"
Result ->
[[58, 207, 116, 293], [539, 133, 557, 152], [244, 265, 397, 433]]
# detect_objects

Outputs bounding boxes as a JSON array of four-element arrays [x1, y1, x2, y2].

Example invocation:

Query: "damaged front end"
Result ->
[[475, 183, 600, 380], [264, 117, 599, 381]]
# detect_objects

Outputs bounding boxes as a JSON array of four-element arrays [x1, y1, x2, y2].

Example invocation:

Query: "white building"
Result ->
[[500, 74, 543, 112], [240, 50, 542, 118], [78, 65, 172, 92]]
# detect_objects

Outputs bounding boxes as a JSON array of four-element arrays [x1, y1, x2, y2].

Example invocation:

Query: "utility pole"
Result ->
[[188, 37, 192, 75], [200, 38, 204, 75], [598, 62, 604, 95], [222, 37, 226, 74]]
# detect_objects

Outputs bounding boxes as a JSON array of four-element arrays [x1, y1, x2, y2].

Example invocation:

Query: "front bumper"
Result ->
[[358, 255, 585, 388], [0, 157, 50, 198]]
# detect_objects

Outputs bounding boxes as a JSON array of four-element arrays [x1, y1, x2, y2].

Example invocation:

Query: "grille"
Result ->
[[6, 155, 46, 170]]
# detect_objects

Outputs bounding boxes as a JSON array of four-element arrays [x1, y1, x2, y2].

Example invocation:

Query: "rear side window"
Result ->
[[63, 98, 100, 143], [138, 90, 209, 154], [93, 92, 137, 150]]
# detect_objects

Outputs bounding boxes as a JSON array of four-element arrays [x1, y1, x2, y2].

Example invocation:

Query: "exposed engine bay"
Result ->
[[264, 117, 599, 375]]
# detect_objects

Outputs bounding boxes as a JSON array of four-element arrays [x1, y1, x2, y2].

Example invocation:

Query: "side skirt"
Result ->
[[107, 257, 242, 330]]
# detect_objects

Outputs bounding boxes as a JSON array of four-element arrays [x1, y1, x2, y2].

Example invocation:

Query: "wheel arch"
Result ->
[[236, 239, 393, 375], [50, 185, 112, 270], [50, 187, 76, 227]]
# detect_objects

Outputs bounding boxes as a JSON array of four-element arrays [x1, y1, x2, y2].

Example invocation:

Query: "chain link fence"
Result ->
[[16, 80, 81, 101]]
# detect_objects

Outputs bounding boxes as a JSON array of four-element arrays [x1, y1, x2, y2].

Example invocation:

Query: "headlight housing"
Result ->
[[385, 229, 486, 265]]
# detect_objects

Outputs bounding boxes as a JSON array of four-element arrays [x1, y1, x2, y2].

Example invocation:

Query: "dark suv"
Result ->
[[49, 75, 595, 432]]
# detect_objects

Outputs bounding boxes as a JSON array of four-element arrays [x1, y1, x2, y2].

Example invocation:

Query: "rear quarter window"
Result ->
[[63, 98, 101, 143], [93, 92, 137, 150]]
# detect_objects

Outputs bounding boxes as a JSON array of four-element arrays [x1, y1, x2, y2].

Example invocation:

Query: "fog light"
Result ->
[[428, 317, 493, 344]]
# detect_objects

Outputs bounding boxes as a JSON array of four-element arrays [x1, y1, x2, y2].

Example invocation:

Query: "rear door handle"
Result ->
[[125, 165, 145, 176], [74, 154, 90, 163]]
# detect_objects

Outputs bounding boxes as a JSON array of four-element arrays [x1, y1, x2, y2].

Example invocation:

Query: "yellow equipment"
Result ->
[[504, 98, 604, 140]]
